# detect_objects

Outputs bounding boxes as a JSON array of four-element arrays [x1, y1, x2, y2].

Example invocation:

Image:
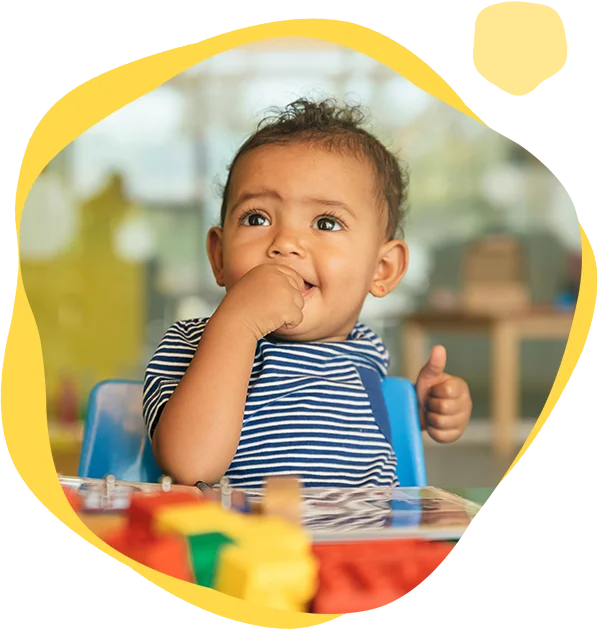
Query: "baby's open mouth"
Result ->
[[303, 281, 316, 295]]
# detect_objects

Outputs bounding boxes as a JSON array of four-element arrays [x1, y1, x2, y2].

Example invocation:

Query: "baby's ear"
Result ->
[[369, 239, 409, 297], [206, 227, 225, 287]]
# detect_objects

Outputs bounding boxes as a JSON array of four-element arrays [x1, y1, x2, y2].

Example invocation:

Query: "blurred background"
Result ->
[[20, 37, 580, 487]]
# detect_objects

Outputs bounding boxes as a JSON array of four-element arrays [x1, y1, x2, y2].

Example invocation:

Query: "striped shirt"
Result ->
[[143, 317, 398, 489]]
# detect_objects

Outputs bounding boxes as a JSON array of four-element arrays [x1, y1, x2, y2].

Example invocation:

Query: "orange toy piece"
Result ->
[[313, 540, 592, 616], [127, 491, 207, 541], [104, 529, 194, 583], [312, 539, 454, 614], [100, 491, 210, 581], [62, 486, 83, 512]]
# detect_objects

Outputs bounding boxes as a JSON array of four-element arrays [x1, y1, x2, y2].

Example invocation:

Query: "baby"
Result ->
[[143, 98, 472, 488]]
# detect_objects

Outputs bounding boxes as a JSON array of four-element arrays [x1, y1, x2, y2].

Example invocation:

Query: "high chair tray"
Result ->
[[60, 475, 482, 542], [244, 485, 482, 541]]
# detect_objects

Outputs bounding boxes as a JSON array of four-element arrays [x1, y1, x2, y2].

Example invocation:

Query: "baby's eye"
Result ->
[[241, 213, 270, 227], [314, 217, 342, 231]]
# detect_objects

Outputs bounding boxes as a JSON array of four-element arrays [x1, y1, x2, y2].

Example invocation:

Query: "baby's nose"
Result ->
[[267, 229, 306, 258]]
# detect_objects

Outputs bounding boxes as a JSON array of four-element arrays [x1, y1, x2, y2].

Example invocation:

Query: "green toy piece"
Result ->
[[188, 532, 235, 587]]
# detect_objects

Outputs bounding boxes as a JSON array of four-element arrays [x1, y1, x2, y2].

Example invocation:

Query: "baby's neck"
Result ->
[[266, 334, 349, 344], [266, 330, 354, 345]]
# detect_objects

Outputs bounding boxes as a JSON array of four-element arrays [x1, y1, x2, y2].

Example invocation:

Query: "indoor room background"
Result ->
[[19, 37, 580, 487]]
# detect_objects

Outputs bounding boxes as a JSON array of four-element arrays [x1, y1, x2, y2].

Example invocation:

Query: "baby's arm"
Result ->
[[149, 264, 305, 486], [150, 311, 257, 485]]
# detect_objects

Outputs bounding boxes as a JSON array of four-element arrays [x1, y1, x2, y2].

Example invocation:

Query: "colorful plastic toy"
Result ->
[[63, 475, 458, 613], [214, 544, 318, 612], [188, 532, 234, 587], [62, 485, 84, 511], [105, 529, 195, 582], [93, 477, 318, 611], [311, 539, 454, 613], [313, 541, 591, 615]]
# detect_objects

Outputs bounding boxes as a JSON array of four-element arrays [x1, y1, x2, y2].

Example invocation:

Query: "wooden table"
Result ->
[[401, 308, 574, 457]]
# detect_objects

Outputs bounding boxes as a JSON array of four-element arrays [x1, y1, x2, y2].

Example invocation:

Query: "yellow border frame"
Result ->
[[0, 0, 597, 630]]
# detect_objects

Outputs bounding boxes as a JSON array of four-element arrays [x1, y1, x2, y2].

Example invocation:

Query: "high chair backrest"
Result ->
[[381, 377, 427, 486], [78, 380, 162, 483], [78, 377, 427, 486]]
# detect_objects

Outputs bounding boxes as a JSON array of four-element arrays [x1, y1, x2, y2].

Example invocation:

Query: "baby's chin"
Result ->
[[267, 323, 349, 344], [266, 326, 316, 344]]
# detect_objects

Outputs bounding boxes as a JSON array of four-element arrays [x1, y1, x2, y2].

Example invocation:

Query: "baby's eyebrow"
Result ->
[[231, 190, 282, 213], [305, 197, 357, 219], [230, 190, 357, 220]]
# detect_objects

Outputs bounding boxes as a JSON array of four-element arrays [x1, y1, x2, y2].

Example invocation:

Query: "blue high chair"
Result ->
[[78, 377, 427, 486], [78, 380, 163, 483]]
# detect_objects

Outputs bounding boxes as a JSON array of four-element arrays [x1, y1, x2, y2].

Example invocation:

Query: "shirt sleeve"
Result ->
[[142, 317, 209, 439]]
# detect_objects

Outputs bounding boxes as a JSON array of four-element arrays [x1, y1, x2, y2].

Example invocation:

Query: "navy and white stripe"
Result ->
[[143, 318, 398, 488]]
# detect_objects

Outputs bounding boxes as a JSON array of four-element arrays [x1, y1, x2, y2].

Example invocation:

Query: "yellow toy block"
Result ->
[[235, 515, 311, 556], [153, 502, 246, 539], [214, 545, 318, 612]]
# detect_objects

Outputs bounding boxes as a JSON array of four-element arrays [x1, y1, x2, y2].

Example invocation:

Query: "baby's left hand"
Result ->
[[415, 346, 472, 443]]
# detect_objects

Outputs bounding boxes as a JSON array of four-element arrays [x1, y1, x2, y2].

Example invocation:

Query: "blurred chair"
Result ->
[[78, 377, 427, 486], [382, 377, 427, 487], [78, 380, 162, 483]]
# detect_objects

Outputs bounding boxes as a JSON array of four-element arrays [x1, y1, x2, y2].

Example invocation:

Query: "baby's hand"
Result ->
[[220, 264, 305, 341], [415, 346, 472, 443]]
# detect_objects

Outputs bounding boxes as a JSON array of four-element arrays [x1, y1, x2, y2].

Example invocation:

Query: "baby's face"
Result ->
[[216, 143, 388, 342]]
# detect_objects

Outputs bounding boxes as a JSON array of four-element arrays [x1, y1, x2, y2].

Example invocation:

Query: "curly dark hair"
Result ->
[[219, 98, 409, 240]]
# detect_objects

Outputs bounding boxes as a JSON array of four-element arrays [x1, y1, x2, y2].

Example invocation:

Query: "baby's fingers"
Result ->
[[276, 266, 305, 292], [425, 411, 466, 432], [291, 289, 305, 309], [282, 306, 304, 330], [426, 396, 464, 417], [430, 377, 469, 400], [426, 425, 463, 444]]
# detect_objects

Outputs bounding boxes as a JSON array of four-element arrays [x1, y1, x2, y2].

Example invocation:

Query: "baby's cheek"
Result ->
[[324, 254, 363, 279], [225, 256, 258, 283]]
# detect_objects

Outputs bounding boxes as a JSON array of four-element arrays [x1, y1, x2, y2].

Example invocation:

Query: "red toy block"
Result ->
[[312, 539, 453, 614], [104, 529, 194, 583], [322, 539, 451, 569], [62, 486, 83, 512], [314, 541, 591, 615], [127, 492, 207, 541]]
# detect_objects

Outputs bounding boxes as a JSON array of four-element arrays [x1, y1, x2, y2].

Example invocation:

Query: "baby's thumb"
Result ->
[[419, 345, 447, 380]]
